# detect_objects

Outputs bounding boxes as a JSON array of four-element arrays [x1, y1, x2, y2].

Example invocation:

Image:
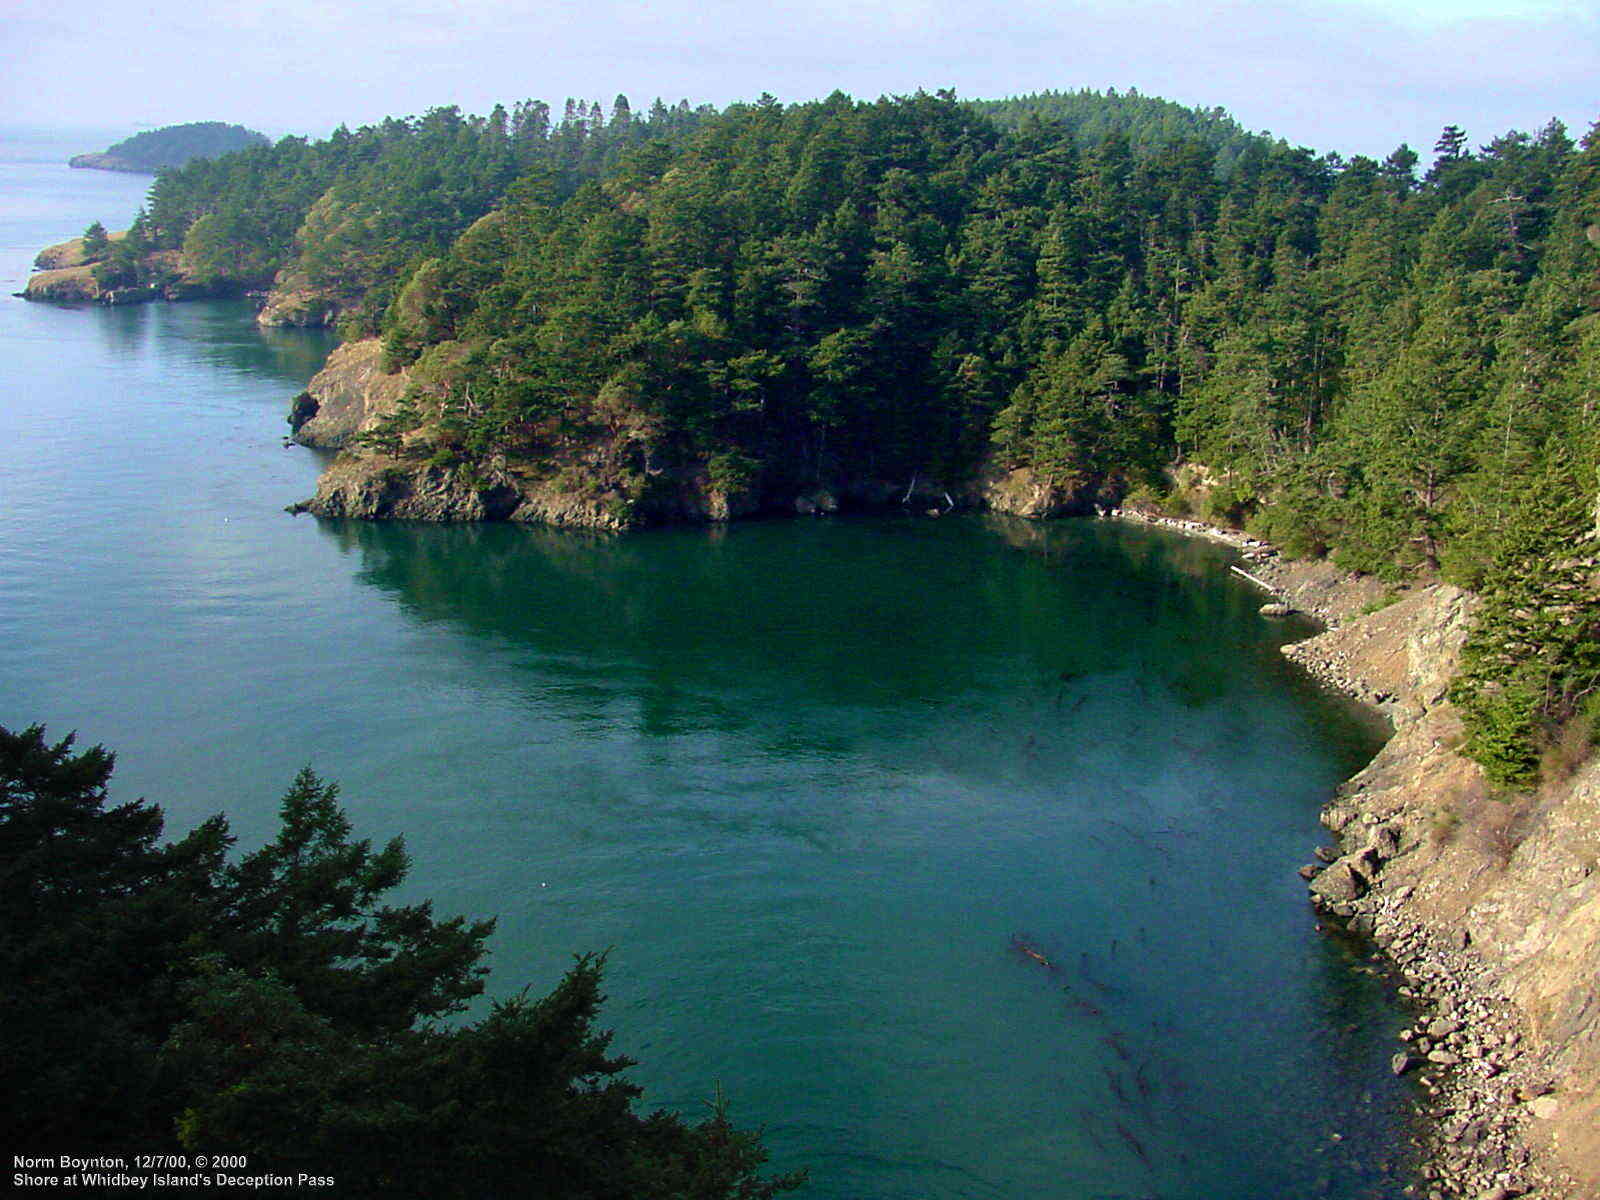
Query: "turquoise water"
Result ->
[[0, 132, 1411, 1198]]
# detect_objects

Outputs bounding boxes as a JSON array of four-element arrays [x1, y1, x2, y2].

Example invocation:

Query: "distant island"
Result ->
[[69, 121, 269, 173]]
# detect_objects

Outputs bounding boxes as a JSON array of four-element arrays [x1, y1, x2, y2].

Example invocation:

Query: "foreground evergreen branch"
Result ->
[[0, 723, 803, 1198]]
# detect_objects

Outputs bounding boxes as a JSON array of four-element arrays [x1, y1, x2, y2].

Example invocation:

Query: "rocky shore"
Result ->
[[20, 233, 250, 306], [23, 233, 300, 316], [288, 338, 1100, 528], [67, 152, 146, 173], [1107, 508, 1595, 1200]]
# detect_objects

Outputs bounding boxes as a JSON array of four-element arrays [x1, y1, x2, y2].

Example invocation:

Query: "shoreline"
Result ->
[[1102, 506, 1584, 1200]]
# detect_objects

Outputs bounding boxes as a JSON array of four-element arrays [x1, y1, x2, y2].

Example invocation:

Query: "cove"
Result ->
[[308, 514, 1409, 1199], [0, 132, 1412, 1199]]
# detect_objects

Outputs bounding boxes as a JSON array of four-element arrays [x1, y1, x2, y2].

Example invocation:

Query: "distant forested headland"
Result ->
[[69, 121, 269, 173], [62, 87, 1600, 789]]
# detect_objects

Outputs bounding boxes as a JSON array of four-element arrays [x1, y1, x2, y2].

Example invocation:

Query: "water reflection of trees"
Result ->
[[308, 512, 1399, 1194], [93, 299, 152, 358], [314, 514, 1326, 733], [92, 299, 337, 385]]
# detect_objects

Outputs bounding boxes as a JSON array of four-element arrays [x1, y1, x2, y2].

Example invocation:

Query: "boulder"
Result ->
[[1427, 1017, 1462, 1040], [1310, 860, 1369, 904], [1367, 824, 1401, 860]]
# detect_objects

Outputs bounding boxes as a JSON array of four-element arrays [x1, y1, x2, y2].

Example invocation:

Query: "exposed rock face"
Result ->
[[293, 340, 669, 528], [289, 339, 408, 449], [301, 456, 525, 522], [1281, 571, 1599, 1197], [68, 152, 142, 173], [24, 232, 128, 302], [22, 238, 208, 308], [256, 267, 341, 328], [1283, 584, 1476, 718], [23, 266, 102, 303], [291, 340, 988, 528], [981, 464, 1096, 518], [300, 455, 641, 530]]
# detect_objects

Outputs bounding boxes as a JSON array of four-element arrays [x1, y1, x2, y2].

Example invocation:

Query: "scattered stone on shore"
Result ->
[[1102, 509, 1585, 1200], [1304, 857, 1583, 1199]]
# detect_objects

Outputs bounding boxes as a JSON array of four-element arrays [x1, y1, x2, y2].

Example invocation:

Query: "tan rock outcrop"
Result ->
[[1284, 572, 1598, 1195], [981, 464, 1093, 517], [23, 265, 102, 303], [290, 339, 408, 449]]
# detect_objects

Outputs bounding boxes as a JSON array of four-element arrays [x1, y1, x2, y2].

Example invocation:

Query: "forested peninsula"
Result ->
[[28, 88, 1600, 1190], [69, 121, 269, 173]]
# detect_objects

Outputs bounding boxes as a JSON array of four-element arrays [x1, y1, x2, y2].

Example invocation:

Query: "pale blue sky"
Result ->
[[2, 0, 1595, 158]]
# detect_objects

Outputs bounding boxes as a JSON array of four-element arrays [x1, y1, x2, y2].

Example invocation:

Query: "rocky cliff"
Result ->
[[67, 152, 142, 173], [285, 348, 1600, 1190], [291, 339, 1019, 528], [24, 234, 116, 303], [256, 265, 343, 329], [1270, 570, 1599, 1199], [23, 264, 105, 304], [287, 339, 409, 449], [979, 463, 1108, 517]]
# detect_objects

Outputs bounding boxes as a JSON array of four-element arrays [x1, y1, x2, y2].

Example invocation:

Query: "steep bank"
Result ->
[[21, 233, 238, 306], [1116, 511, 1597, 1199], [287, 339, 410, 449], [1293, 589, 1597, 1200], [290, 339, 1093, 527]]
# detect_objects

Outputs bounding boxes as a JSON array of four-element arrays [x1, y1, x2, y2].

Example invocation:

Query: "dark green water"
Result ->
[[1, 132, 1412, 1198]]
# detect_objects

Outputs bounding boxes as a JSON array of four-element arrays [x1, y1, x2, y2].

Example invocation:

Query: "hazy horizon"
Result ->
[[4, 0, 1596, 161]]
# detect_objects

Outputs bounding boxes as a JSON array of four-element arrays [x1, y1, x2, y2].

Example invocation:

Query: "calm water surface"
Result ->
[[0, 131, 1413, 1198]]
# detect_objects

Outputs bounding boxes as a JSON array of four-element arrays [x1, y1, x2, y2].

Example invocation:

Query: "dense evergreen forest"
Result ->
[[71, 122, 269, 172], [0, 723, 801, 1198], [91, 88, 1600, 788], [94, 98, 714, 325]]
